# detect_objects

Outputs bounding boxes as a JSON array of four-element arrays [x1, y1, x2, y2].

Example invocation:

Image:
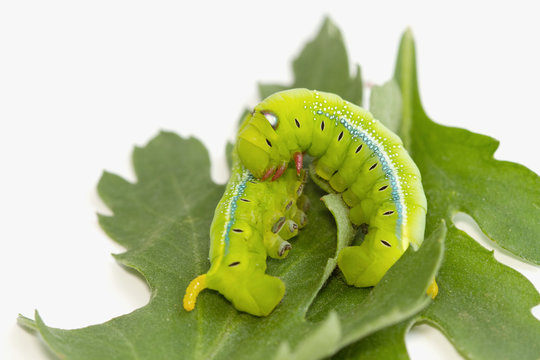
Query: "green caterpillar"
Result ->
[[183, 149, 308, 316], [237, 88, 433, 291]]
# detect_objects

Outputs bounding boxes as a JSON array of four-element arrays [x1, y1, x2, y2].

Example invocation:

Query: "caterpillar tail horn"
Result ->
[[183, 274, 207, 311]]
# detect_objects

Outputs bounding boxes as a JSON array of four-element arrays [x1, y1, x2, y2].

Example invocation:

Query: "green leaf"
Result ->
[[331, 321, 411, 360], [225, 141, 233, 170], [258, 17, 363, 105], [321, 194, 355, 254], [421, 227, 540, 359], [369, 80, 403, 137], [17, 314, 38, 332], [258, 84, 288, 99]]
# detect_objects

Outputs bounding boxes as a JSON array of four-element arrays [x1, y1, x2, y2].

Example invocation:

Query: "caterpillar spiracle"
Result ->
[[237, 88, 435, 293], [183, 148, 308, 316]]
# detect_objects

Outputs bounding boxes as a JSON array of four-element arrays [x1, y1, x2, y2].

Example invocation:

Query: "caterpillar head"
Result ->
[[236, 110, 291, 180], [237, 89, 313, 180]]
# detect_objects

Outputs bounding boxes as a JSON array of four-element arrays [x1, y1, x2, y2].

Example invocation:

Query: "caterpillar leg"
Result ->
[[183, 274, 207, 311], [271, 162, 288, 181], [292, 210, 308, 229], [286, 196, 308, 229], [265, 200, 308, 259], [258, 152, 303, 181], [293, 195, 310, 229], [264, 232, 292, 259], [278, 219, 299, 240], [293, 151, 303, 175]]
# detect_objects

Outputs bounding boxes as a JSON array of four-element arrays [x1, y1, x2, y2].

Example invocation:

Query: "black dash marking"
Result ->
[[272, 217, 286, 233], [295, 118, 300, 128], [266, 139, 272, 147], [381, 240, 392, 247], [369, 162, 378, 171], [383, 210, 395, 216], [378, 185, 389, 191], [355, 144, 363, 153], [337, 131, 344, 141], [278, 243, 291, 257], [240, 198, 250, 202], [299, 213, 307, 225], [286, 200, 293, 210], [321, 121, 325, 131], [228, 261, 240, 267], [332, 170, 338, 176], [232, 228, 243, 233]]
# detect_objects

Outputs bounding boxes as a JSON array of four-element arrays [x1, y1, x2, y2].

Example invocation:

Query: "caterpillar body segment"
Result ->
[[183, 150, 307, 316], [236, 89, 428, 288]]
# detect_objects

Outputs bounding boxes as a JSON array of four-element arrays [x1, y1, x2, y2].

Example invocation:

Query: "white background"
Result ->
[[1, 1, 539, 359]]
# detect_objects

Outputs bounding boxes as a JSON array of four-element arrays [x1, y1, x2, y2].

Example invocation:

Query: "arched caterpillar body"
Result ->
[[183, 149, 308, 316], [237, 88, 428, 288]]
